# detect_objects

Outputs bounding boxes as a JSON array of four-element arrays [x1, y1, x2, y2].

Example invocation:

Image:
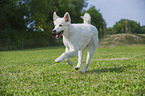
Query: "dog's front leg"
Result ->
[[55, 49, 78, 63], [74, 48, 86, 70]]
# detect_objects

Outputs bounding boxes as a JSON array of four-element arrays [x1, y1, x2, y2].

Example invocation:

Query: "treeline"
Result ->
[[107, 19, 145, 35], [0, 0, 106, 50]]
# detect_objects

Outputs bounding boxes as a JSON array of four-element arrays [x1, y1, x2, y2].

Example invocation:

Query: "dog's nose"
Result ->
[[52, 29, 56, 34]]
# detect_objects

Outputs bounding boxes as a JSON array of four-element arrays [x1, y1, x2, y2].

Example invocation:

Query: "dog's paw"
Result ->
[[55, 59, 59, 63], [80, 69, 86, 73], [74, 67, 80, 70], [55, 56, 63, 63], [55, 59, 61, 63]]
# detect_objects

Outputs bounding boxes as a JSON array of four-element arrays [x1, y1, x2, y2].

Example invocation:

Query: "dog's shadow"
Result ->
[[86, 65, 136, 74]]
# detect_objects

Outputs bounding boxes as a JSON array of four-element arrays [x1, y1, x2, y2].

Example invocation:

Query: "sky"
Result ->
[[85, 0, 145, 28]]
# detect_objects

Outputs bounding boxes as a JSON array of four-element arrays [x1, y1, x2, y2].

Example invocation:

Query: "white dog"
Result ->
[[52, 12, 99, 72]]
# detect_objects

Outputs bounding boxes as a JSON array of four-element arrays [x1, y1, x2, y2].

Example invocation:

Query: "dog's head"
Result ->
[[52, 12, 71, 38]]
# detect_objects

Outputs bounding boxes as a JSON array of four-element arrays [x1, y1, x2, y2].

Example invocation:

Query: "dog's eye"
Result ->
[[60, 24, 63, 27]]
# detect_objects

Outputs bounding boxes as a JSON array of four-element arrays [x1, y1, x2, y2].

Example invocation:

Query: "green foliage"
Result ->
[[0, 45, 145, 95], [24, 0, 87, 31], [0, 0, 31, 30], [0, 0, 88, 50], [139, 26, 145, 34], [83, 6, 106, 39], [0, 0, 87, 31], [47, 0, 87, 23], [111, 19, 140, 34]]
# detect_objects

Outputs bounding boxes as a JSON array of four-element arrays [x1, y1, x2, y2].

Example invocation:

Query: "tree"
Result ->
[[139, 26, 145, 34], [24, 0, 87, 31], [0, 0, 28, 30], [111, 19, 140, 34], [47, 0, 87, 23], [82, 6, 106, 39], [0, 0, 88, 50]]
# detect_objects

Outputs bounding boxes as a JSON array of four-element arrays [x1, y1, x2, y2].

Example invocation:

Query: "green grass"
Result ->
[[0, 45, 145, 96]]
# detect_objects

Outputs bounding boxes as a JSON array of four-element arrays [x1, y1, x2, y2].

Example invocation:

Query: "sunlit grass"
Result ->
[[0, 45, 145, 95]]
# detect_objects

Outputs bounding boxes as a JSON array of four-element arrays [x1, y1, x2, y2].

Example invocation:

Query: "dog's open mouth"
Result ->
[[56, 31, 64, 38]]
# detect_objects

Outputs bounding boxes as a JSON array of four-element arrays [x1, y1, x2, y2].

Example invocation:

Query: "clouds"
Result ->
[[86, 0, 145, 27]]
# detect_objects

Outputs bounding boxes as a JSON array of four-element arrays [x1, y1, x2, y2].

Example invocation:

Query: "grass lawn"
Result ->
[[0, 45, 145, 95]]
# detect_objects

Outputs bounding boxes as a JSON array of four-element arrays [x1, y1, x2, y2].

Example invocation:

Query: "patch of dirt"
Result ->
[[98, 34, 145, 48]]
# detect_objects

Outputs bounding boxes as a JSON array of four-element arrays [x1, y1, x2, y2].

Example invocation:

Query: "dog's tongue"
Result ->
[[56, 33, 62, 38]]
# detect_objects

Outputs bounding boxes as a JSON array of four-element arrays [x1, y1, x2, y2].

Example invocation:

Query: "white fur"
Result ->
[[53, 12, 99, 72], [81, 13, 91, 24]]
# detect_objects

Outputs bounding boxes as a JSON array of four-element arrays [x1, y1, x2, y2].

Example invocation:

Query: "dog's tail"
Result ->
[[81, 13, 91, 24]]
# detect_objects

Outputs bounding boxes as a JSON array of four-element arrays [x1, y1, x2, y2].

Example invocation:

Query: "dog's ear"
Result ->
[[64, 12, 71, 23], [53, 12, 58, 21]]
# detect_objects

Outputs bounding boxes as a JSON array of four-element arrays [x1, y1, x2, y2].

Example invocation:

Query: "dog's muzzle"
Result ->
[[52, 29, 64, 39]]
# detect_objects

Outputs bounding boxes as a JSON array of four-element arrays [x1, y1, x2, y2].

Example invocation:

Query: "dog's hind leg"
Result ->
[[81, 42, 98, 73], [74, 48, 86, 70], [65, 59, 73, 66]]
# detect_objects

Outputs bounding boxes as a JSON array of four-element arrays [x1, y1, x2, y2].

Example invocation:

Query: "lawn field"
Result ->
[[0, 45, 145, 95]]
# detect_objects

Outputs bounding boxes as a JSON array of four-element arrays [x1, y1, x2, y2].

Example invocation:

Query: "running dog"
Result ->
[[52, 12, 99, 72]]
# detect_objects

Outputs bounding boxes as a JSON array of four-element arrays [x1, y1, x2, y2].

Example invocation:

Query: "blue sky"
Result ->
[[85, 0, 145, 27]]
